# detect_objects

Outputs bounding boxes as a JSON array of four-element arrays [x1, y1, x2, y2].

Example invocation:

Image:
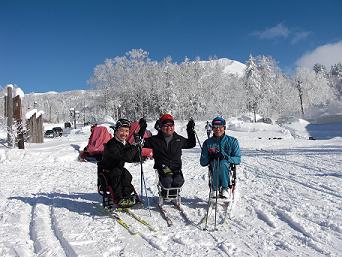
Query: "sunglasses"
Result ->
[[162, 123, 174, 128], [212, 125, 224, 129]]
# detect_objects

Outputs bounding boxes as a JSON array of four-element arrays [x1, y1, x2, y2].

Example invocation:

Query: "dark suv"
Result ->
[[44, 129, 55, 138], [52, 127, 63, 137], [64, 122, 71, 128]]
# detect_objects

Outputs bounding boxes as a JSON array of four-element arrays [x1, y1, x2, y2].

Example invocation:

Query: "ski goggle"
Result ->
[[212, 124, 224, 129], [115, 119, 130, 130]]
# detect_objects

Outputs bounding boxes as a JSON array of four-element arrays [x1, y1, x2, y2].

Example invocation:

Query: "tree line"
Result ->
[[89, 49, 341, 122], [2, 48, 340, 125]]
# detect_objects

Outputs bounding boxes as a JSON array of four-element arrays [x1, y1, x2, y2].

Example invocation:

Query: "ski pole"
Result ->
[[204, 165, 213, 230], [140, 145, 143, 197], [193, 129, 202, 149], [138, 143, 151, 216], [231, 164, 237, 201], [214, 157, 220, 230]]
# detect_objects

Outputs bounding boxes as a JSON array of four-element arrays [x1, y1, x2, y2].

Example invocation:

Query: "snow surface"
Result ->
[[0, 120, 341, 257]]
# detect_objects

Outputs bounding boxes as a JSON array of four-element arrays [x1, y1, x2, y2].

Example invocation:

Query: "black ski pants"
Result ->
[[158, 170, 184, 188], [108, 167, 134, 201]]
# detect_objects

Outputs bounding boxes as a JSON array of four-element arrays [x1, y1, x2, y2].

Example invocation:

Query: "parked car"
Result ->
[[44, 129, 55, 138], [52, 127, 63, 137], [64, 122, 71, 128]]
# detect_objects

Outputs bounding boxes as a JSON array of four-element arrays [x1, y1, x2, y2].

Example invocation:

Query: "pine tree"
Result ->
[[243, 54, 262, 122]]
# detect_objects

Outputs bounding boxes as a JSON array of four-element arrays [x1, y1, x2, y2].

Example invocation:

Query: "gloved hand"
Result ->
[[209, 151, 225, 160], [161, 165, 173, 175], [134, 134, 143, 146], [137, 118, 147, 138], [186, 118, 195, 131]]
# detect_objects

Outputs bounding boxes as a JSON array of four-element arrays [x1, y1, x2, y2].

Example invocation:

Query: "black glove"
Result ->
[[154, 120, 161, 131], [137, 118, 147, 138], [134, 134, 143, 145], [210, 151, 225, 160], [186, 118, 195, 131]]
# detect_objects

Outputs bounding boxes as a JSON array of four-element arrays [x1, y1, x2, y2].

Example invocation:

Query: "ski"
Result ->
[[171, 202, 192, 225], [158, 202, 192, 226], [96, 204, 166, 250], [95, 204, 139, 235], [200, 201, 215, 230], [200, 197, 233, 229], [158, 204, 173, 226], [219, 200, 233, 224], [117, 207, 158, 232]]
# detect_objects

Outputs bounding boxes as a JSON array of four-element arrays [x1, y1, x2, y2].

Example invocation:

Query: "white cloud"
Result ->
[[291, 31, 311, 44], [253, 23, 289, 39], [296, 41, 342, 68], [252, 24, 311, 44]]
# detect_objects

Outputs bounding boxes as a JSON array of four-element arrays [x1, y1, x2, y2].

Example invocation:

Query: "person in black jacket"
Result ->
[[97, 118, 141, 207], [139, 114, 196, 194]]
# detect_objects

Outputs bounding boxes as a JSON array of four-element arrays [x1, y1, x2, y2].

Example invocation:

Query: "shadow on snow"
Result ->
[[9, 191, 208, 217]]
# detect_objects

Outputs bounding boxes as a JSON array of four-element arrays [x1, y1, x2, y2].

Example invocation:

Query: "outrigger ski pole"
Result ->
[[214, 157, 220, 230], [204, 157, 220, 230], [193, 130, 202, 149], [189, 117, 202, 150], [192, 127, 214, 230], [204, 166, 212, 230], [137, 139, 151, 216]]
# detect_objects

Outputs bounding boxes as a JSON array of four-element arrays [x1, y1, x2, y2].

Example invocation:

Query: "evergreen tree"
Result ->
[[243, 54, 262, 122]]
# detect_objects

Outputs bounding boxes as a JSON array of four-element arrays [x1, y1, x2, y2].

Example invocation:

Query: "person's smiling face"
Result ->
[[213, 125, 225, 137], [161, 122, 175, 137]]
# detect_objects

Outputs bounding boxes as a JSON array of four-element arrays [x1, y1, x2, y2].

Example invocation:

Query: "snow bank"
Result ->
[[226, 117, 293, 139], [97, 115, 115, 126], [305, 100, 342, 124]]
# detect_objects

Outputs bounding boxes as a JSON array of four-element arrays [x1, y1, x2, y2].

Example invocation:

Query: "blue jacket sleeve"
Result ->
[[200, 140, 210, 166], [227, 138, 241, 165]]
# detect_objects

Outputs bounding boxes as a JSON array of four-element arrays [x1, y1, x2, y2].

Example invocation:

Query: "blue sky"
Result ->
[[1, 0, 342, 93]]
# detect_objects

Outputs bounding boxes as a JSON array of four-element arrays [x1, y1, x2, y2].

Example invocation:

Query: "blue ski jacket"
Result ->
[[200, 134, 241, 168]]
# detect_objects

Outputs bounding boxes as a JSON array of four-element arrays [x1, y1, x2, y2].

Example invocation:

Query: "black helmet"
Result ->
[[115, 118, 130, 130]]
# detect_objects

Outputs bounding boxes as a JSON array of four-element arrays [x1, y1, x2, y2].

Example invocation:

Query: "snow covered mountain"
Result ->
[[200, 58, 246, 77]]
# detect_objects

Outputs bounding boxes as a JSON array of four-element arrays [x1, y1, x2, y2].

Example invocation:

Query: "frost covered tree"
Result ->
[[157, 57, 178, 116], [201, 58, 226, 117], [313, 63, 328, 77], [330, 63, 342, 99], [88, 58, 119, 116], [243, 55, 262, 122], [292, 67, 334, 117], [255, 55, 282, 118], [89, 49, 154, 120], [242, 55, 295, 120], [172, 57, 207, 119]]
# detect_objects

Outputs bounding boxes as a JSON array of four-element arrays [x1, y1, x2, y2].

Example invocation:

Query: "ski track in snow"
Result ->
[[1, 123, 342, 257]]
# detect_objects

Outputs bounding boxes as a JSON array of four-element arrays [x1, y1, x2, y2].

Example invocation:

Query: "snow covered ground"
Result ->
[[0, 119, 341, 257]]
